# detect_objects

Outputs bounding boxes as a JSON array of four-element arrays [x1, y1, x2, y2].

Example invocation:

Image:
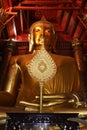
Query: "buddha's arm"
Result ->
[[0, 61, 21, 106], [72, 39, 87, 102], [70, 63, 86, 108]]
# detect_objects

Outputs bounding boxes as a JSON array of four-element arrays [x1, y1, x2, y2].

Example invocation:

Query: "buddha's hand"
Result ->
[[19, 93, 83, 108], [35, 93, 80, 107], [71, 94, 86, 108]]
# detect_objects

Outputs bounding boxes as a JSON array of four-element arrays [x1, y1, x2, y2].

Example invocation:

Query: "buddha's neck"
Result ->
[[32, 49, 51, 54]]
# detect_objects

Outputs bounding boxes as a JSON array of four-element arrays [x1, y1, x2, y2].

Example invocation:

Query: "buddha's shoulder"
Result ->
[[51, 53, 75, 65], [10, 54, 33, 64], [51, 53, 74, 61]]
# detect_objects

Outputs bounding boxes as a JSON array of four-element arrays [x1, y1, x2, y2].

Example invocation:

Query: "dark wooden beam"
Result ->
[[64, 11, 73, 32], [20, 0, 72, 5], [77, 16, 87, 29], [13, 6, 80, 11]]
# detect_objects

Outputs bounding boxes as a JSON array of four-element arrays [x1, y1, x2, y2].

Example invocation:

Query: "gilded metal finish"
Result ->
[[28, 20, 56, 52], [0, 20, 86, 113]]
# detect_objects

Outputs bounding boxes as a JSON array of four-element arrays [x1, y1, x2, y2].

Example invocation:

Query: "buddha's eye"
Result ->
[[35, 29, 40, 32], [35, 27, 41, 32], [45, 29, 51, 33]]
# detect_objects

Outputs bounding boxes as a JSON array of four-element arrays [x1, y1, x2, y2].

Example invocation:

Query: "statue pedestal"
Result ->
[[5, 113, 79, 130]]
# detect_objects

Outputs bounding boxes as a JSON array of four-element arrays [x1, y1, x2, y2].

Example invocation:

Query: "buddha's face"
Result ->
[[34, 23, 51, 45], [29, 21, 56, 52]]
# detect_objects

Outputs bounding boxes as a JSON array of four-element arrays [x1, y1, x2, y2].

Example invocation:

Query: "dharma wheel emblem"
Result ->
[[38, 60, 47, 73]]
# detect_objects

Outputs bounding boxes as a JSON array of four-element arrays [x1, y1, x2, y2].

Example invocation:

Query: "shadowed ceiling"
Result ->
[[0, 0, 87, 56]]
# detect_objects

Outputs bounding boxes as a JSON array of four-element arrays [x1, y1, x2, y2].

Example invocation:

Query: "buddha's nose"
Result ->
[[41, 28, 45, 35], [40, 35, 45, 44], [41, 30, 46, 39]]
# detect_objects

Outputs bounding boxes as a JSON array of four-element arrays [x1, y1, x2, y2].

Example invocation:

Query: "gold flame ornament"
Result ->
[[27, 47, 57, 82]]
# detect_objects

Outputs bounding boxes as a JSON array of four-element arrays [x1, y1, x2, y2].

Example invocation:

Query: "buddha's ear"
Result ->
[[54, 35, 58, 44], [28, 34, 30, 42], [28, 33, 34, 53]]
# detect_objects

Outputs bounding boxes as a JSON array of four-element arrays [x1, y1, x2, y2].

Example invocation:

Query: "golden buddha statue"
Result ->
[[0, 19, 86, 112]]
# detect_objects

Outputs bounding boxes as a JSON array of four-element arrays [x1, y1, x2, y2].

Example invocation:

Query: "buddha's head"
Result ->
[[28, 18, 56, 52]]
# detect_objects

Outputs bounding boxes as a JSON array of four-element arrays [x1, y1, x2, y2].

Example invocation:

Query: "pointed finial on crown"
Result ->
[[41, 16, 46, 21]]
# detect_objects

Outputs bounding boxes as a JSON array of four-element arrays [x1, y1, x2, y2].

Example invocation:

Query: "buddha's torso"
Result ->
[[12, 52, 81, 105]]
